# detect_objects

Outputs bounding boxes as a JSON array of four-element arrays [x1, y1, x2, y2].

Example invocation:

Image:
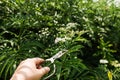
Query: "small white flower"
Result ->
[[29, 50, 32, 53], [66, 23, 77, 29], [100, 59, 108, 64], [93, 0, 99, 2], [115, 64, 120, 67], [64, 36, 71, 40], [55, 36, 71, 43], [111, 60, 120, 67], [55, 37, 66, 43], [114, 0, 120, 7], [0, 1, 2, 4]]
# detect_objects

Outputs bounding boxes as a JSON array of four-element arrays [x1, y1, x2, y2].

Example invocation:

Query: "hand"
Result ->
[[10, 58, 50, 80]]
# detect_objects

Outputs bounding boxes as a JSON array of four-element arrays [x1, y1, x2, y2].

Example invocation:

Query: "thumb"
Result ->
[[38, 67, 50, 78]]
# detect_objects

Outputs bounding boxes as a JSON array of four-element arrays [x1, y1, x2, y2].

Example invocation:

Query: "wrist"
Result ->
[[10, 74, 26, 80]]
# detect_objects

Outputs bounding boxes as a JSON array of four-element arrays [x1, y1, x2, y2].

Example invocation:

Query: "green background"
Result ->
[[0, 0, 120, 80]]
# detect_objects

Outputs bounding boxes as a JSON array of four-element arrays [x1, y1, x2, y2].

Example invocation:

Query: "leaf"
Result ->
[[68, 45, 84, 53], [0, 54, 6, 62], [108, 71, 113, 80], [5, 60, 14, 80], [0, 58, 10, 76]]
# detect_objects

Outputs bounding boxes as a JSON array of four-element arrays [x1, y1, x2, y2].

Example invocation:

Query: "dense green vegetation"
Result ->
[[0, 0, 120, 80]]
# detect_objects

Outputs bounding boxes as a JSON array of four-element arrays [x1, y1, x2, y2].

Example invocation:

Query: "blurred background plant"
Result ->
[[0, 0, 120, 80]]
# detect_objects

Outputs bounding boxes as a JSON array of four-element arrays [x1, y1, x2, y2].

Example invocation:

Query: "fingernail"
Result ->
[[44, 67, 50, 72]]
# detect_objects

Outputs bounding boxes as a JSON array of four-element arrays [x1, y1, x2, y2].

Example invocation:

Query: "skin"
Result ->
[[10, 58, 50, 80]]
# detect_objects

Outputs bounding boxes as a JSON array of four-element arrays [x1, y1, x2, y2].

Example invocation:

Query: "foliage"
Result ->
[[0, 0, 120, 80]]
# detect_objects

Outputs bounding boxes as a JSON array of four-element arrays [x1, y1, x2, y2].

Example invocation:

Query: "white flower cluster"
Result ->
[[66, 22, 78, 29], [114, 0, 120, 7], [55, 37, 66, 43], [55, 36, 71, 44], [38, 28, 50, 39], [99, 59, 108, 64], [111, 60, 120, 67]]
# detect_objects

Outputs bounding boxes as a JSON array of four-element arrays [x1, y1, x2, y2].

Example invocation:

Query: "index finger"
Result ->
[[31, 57, 45, 65]]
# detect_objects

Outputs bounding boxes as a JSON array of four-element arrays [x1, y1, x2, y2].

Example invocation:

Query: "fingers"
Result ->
[[32, 57, 45, 65], [18, 58, 44, 70], [23, 57, 44, 65], [38, 67, 50, 78]]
